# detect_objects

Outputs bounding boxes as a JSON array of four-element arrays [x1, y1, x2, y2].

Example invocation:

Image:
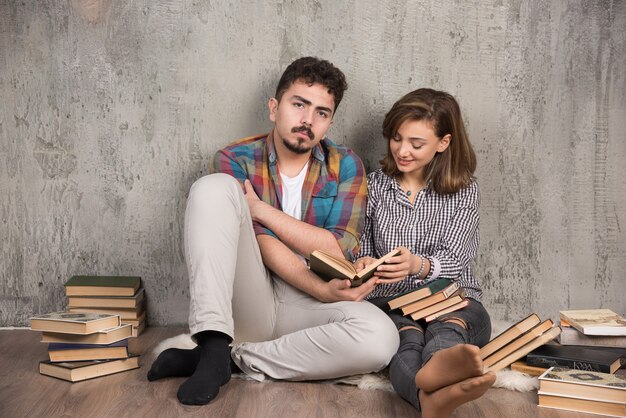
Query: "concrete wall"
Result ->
[[2, 0, 625, 327]]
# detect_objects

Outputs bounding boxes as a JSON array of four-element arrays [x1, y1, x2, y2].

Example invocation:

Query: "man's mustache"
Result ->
[[291, 125, 314, 140]]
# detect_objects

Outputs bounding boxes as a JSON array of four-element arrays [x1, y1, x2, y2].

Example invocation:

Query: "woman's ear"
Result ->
[[437, 134, 451, 153]]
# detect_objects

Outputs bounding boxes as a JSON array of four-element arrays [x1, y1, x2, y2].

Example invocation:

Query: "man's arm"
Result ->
[[245, 149, 367, 260], [256, 234, 376, 302], [244, 180, 343, 258]]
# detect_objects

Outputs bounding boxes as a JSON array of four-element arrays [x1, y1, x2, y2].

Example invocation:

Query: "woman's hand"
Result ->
[[374, 246, 422, 283], [353, 256, 378, 272]]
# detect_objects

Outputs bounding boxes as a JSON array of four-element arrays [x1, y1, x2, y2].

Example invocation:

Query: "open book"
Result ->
[[309, 248, 400, 287]]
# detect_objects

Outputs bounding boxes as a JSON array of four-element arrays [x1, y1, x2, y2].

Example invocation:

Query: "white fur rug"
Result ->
[[151, 320, 539, 393]]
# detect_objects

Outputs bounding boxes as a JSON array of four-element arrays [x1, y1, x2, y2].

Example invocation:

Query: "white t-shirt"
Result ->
[[279, 162, 309, 265], [280, 162, 309, 221]]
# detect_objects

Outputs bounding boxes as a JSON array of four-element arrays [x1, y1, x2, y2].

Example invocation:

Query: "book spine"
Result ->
[[526, 356, 610, 373]]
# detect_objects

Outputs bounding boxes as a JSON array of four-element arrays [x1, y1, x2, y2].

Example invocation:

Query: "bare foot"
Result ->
[[419, 372, 496, 418], [415, 344, 483, 392]]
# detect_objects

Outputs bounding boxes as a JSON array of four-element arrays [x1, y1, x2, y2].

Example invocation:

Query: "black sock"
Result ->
[[230, 356, 242, 374], [147, 346, 201, 381], [177, 331, 232, 405]]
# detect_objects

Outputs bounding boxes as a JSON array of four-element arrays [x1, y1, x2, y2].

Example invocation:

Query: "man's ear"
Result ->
[[268, 97, 278, 122], [438, 134, 451, 153]]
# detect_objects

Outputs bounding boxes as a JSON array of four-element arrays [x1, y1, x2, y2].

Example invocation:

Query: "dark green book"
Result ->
[[65, 276, 141, 297], [387, 278, 453, 310]]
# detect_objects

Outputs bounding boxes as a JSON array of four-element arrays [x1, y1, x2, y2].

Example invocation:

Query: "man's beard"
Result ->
[[283, 125, 315, 154]]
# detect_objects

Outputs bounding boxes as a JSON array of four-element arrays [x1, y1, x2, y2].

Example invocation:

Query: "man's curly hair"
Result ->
[[275, 57, 348, 114]]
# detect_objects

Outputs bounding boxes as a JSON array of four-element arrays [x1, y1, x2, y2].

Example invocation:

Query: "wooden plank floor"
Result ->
[[0, 327, 609, 418]]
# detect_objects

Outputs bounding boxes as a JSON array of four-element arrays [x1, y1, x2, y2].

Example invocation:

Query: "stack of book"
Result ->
[[387, 278, 469, 322], [522, 308, 626, 374], [537, 366, 626, 417], [507, 309, 626, 377], [480, 313, 562, 373], [30, 311, 139, 382], [65, 276, 146, 337], [559, 309, 626, 360]]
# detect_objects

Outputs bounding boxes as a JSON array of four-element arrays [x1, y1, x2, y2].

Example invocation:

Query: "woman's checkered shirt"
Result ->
[[356, 168, 483, 301]]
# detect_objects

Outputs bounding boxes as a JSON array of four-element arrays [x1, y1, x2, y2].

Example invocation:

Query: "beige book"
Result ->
[[41, 324, 132, 345], [480, 313, 541, 359], [509, 360, 547, 377], [130, 320, 145, 337], [69, 305, 145, 320], [400, 282, 460, 315], [538, 393, 625, 417], [424, 299, 470, 322], [121, 311, 146, 327], [30, 312, 121, 335], [48, 346, 129, 362], [560, 309, 626, 336], [310, 248, 400, 287], [409, 290, 466, 321], [483, 319, 554, 368], [68, 288, 145, 309], [538, 366, 626, 404], [39, 355, 140, 382], [485, 326, 562, 372]]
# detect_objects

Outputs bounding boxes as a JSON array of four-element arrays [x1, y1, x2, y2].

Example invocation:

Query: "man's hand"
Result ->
[[317, 277, 377, 302], [244, 179, 270, 221]]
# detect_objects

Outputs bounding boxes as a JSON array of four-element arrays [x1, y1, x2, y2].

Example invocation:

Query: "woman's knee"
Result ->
[[425, 319, 469, 347]]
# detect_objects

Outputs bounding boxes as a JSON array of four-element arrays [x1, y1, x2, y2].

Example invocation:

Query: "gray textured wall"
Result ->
[[2, 1, 625, 327]]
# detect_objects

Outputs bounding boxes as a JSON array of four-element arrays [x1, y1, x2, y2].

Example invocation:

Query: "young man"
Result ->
[[147, 57, 399, 405]]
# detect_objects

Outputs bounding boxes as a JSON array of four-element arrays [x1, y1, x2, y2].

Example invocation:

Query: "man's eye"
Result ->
[[318, 111, 329, 118], [294, 103, 304, 108]]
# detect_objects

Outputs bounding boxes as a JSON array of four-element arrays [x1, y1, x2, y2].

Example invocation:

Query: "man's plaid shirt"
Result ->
[[210, 133, 367, 259]]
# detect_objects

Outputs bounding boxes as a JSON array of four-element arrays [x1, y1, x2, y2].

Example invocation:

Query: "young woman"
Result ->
[[354, 89, 495, 418]]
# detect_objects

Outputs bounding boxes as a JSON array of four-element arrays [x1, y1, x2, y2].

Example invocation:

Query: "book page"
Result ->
[[312, 251, 356, 273]]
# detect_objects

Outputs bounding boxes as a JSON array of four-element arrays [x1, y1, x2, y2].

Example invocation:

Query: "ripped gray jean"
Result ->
[[368, 297, 491, 409]]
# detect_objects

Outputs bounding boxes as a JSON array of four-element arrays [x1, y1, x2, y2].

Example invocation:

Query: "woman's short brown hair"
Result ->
[[380, 88, 476, 194]]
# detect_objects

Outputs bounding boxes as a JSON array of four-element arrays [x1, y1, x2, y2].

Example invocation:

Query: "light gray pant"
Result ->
[[185, 173, 399, 381]]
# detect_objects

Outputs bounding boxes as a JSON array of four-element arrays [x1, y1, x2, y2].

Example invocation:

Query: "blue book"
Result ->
[[48, 338, 128, 351]]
